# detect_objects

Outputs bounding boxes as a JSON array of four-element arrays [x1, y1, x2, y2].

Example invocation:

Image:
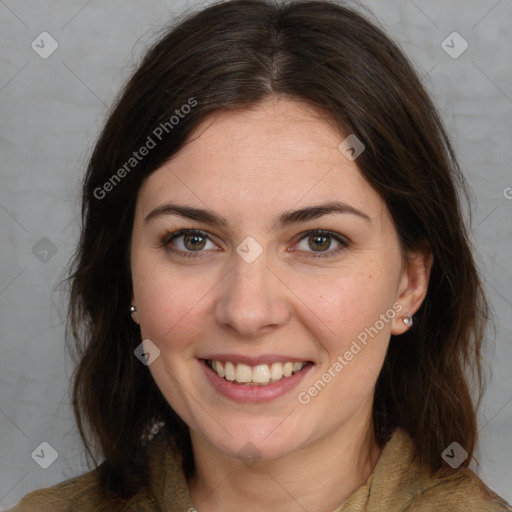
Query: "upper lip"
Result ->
[[200, 354, 313, 366]]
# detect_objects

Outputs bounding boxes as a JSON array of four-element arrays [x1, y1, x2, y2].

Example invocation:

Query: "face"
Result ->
[[130, 97, 429, 463]]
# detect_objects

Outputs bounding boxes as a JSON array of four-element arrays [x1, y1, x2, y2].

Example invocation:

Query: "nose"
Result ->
[[214, 248, 291, 339]]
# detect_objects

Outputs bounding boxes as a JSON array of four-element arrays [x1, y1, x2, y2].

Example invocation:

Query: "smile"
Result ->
[[205, 359, 311, 386]]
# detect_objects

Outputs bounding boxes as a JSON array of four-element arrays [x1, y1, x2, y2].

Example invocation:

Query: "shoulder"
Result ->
[[5, 469, 159, 512], [403, 466, 512, 511], [4, 456, 162, 512], [362, 429, 512, 512], [388, 431, 512, 511], [4, 470, 108, 512], [5, 430, 181, 512]]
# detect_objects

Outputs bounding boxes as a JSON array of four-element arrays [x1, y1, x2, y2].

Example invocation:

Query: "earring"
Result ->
[[130, 305, 138, 323], [403, 315, 413, 327]]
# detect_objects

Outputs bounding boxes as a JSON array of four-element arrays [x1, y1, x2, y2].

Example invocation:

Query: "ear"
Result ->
[[391, 248, 433, 335], [130, 292, 140, 325]]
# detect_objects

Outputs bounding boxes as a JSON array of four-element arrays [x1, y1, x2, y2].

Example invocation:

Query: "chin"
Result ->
[[195, 417, 312, 463]]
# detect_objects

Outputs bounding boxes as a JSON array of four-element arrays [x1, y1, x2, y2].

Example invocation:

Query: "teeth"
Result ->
[[252, 364, 271, 383], [235, 363, 252, 383], [214, 360, 224, 378], [270, 362, 283, 381], [225, 361, 236, 381], [208, 360, 307, 385]]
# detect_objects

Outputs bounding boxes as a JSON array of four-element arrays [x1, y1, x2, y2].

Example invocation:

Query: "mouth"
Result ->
[[203, 358, 313, 386]]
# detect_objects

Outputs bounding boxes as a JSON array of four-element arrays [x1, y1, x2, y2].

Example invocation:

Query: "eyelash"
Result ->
[[161, 229, 349, 259]]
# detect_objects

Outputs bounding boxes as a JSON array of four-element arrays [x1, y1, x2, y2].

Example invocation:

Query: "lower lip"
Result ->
[[200, 359, 313, 403]]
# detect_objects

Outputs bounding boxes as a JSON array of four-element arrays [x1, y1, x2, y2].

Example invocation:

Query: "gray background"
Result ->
[[1, 0, 511, 508]]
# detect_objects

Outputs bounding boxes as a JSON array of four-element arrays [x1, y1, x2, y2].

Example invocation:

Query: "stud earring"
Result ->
[[130, 305, 138, 323], [403, 315, 413, 327]]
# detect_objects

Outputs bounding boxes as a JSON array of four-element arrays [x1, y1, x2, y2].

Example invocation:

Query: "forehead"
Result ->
[[137, 98, 387, 226]]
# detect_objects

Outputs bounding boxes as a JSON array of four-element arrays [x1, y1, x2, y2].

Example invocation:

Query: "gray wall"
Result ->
[[1, 0, 511, 508]]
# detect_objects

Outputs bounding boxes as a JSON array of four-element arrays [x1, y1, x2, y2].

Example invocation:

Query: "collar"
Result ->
[[145, 428, 436, 511], [335, 428, 429, 511]]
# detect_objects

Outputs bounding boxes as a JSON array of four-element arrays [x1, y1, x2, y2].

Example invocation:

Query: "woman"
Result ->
[[8, 0, 511, 510]]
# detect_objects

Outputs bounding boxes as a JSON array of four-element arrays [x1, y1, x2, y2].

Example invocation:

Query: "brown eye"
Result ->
[[162, 229, 216, 257], [295, 230, 349, 258], [308, 233, 332, 251], [182, 232, 207, 251]]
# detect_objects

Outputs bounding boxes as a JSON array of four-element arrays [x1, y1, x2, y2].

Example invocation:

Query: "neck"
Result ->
[[187, 415, 381, 512]]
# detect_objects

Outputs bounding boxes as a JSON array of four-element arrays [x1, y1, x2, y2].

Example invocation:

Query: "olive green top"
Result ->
[[6, 428, 512, 511]]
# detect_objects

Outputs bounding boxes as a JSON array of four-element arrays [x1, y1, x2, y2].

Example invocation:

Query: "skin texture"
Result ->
[[130, 97, 432, 512]]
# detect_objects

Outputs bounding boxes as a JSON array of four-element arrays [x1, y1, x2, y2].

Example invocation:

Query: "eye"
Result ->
[[161, 228, 349, 259], [162, 229, 217, 258], [294, 230, 349, 258]]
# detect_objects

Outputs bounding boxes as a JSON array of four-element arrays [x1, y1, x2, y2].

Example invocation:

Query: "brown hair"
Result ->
[[66, 0, 488, 501]]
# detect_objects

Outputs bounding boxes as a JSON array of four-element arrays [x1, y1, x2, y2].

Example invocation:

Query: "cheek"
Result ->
[[297, 263, 398, 339], [132, 259, 217, 351]]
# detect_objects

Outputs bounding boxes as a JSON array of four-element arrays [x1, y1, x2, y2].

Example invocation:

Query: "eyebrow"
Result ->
[[144, 200, 372, 229]]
